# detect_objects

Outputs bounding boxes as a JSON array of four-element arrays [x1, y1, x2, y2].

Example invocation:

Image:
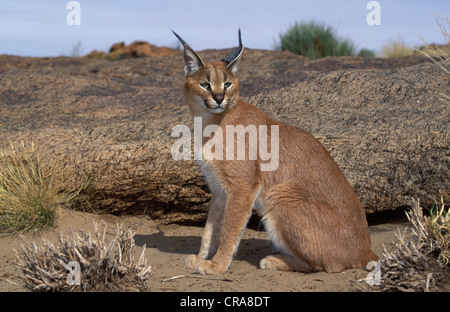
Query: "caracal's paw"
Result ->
[[259, 256, 279, 270], [185, 254, 200, 269], [259, 255, 292, 271], [196, 260, 228, 275], [260, 255, 313, 272]]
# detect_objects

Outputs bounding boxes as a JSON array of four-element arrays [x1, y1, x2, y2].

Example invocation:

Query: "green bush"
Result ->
[[277, 21, 356, 59], [358, 48, 375, 58]]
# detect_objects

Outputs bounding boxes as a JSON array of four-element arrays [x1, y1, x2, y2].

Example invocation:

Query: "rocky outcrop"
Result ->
[[85, 41, 179, 60], [0, 50, 448, 223]]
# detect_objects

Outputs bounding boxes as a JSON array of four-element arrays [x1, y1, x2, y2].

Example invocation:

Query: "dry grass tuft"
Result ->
[[417, 14, 450, 105], [416, 198, 450, 266], [0, 142, 60, 232], [14, 221, 152, 292], [417, 14, 450, 75], [0, 142, 95, 233], [380, 39, 414, 58]]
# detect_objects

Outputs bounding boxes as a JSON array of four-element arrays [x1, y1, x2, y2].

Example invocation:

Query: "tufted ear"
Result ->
[[172, 30, 205, 77], [222, 29, 244, 73]]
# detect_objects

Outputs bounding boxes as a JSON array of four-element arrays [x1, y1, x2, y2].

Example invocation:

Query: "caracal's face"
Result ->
[[185, 62, 239, 114]]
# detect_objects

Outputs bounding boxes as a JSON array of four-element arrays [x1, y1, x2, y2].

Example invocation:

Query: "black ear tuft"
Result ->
[[172, 30, 205, 77], [172, 30, 189, 47], [222, 29, 243, 65]]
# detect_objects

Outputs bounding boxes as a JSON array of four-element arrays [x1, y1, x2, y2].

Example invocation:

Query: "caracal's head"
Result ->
[[173, 30, 243, 115]]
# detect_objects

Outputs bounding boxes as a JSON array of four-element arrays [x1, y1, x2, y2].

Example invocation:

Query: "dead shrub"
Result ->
[[14, 221, 152, 292], [356, 198, 449, 292]]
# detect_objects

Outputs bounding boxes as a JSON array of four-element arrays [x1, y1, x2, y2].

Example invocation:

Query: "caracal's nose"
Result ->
[[213, 94, 224, 105]]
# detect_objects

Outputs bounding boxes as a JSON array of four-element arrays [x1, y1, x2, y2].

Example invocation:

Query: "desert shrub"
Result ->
[[15, 222, 152, 292], [358, 48, 375, 58], [277, 21, 356, 59], [0, 142, 95, 232], [381, 39, 413, 58], [424, 199, 450, 265], [377, 198, 449, 292], [356, 198, 449, 292]]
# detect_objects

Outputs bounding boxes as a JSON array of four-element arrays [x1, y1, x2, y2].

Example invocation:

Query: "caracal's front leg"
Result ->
[[195, 189, 257, 275], [185, 193, 225, 269]]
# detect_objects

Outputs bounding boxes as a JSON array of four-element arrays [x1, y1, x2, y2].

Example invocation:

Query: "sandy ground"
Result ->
[[0, 207, 408, 292]]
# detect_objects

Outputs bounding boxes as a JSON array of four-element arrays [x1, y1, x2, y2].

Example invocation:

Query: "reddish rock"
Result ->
[[85, 50, 106, 59], [89, 41, 180, 60], [110, 42, 125, 53]]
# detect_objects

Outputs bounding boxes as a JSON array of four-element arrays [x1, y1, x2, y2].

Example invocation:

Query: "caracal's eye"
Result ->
[[224, 82, 232, 89], [200, 82, 211, 90]]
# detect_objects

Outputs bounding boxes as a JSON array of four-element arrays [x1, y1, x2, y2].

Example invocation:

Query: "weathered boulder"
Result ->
[[85, 50, 106, 59], [0, 50, 448, 223], [86, 41, 180, 60]]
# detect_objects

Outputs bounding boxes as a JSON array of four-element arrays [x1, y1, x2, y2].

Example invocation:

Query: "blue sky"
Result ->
[[0, 0, 448, 57]]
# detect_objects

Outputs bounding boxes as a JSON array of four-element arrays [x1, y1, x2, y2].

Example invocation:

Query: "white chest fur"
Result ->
[[197, 159, 264, 215], [197, 159, 225, 198]]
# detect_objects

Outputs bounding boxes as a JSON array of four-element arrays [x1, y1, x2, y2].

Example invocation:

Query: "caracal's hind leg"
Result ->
[[260, 183, 375, 273]]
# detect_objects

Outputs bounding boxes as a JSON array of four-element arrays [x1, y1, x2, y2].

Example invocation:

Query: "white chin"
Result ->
[[209, 107, 225, 114]]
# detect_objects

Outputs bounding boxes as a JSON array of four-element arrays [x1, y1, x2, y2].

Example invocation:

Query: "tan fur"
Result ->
[[175, 32, 378, 275]]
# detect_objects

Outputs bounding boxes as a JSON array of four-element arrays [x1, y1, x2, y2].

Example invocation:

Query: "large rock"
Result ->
[[85, 41, 180, 60], [0, 50, 448, 223]]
